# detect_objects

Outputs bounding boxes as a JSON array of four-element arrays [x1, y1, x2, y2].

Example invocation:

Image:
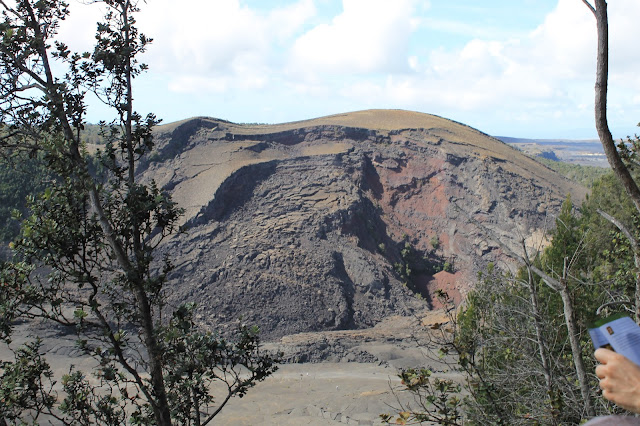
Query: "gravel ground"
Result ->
[[0, 312, 459, 425]]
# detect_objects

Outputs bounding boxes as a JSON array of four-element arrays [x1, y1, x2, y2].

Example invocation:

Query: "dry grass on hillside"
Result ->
[[155, 109, 587, 202]]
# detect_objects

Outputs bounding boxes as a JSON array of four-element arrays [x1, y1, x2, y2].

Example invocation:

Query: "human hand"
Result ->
[[595, 348, 640, 414]]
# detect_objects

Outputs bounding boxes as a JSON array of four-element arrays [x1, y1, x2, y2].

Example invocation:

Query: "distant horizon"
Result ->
[[114, 108, 629, 141], [60, 1, 640, 142], [496, 135, 602, 143]]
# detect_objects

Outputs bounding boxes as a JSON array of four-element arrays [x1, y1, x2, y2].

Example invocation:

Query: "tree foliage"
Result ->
[[386, 170, 640, 424], [0, 1, 277, 424], [535, 157, 609, 188], [0, 154, 52, 244]]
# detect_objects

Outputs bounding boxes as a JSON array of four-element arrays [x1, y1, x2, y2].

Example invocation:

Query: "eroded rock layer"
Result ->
[[147, 110, 585, 340]]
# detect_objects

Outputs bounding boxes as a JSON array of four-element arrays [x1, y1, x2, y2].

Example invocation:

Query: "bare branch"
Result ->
[[12, 82, 46, 93], [581, 0, 596, 17], [596, 300, 634, 315], [0, 0, 19, 16], [597, 208, 639, 249]]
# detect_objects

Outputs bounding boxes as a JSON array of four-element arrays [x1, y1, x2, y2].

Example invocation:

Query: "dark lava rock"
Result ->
[[148, 110, 585, 341]]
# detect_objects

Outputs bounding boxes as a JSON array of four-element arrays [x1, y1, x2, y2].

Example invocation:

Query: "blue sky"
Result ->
[[58, 0, 640, 139]]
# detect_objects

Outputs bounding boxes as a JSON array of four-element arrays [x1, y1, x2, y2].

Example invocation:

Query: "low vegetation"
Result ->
[[385, 1, 640, 423], [536, 156, 609, 187], [384, 169, 639, 424]]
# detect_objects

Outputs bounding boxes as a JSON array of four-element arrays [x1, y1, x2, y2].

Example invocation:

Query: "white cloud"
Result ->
[[57, 1, 105, 53], [415, 0, 596, 110], [140, 0, 263, 72], [527, 0, 596, 75], [331, 0, 639, 132], [288, 0, 421, 76], [421, 16, 519, 40], [137, 0, 315, 92], [46, 0, 640, 136], [268, 0, 318, 41], [607, 0, 640, 88], [168, 71, 269, 94]]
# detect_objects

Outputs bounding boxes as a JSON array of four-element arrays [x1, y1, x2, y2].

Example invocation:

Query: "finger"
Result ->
[[595, 348, 615, 363], [595, 364, 607, 379], [601, 389, 626, 410]]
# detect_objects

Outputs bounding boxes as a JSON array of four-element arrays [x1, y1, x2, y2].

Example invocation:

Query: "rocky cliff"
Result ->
[[145, 109, 586, 341]]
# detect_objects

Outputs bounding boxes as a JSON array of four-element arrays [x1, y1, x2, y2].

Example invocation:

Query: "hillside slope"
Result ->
[[145, 109, 586, 340]]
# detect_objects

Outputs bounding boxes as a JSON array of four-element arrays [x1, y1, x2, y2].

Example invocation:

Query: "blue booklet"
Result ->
[[589, 313, 640, 367]]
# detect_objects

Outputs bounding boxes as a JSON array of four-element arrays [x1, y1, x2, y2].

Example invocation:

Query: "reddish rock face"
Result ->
[[149, 110, 586, 339]]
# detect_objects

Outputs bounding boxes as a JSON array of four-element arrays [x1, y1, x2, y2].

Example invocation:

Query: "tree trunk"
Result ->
[[528, 260, 595, 418], [559, 284, 595, 417], [526, 267, 558, 424], [118, 1, 172, 423], [592, 0, 640, 213]]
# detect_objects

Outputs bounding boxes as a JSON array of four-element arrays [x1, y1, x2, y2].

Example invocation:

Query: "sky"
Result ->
[[55, 0, 640, 139]]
